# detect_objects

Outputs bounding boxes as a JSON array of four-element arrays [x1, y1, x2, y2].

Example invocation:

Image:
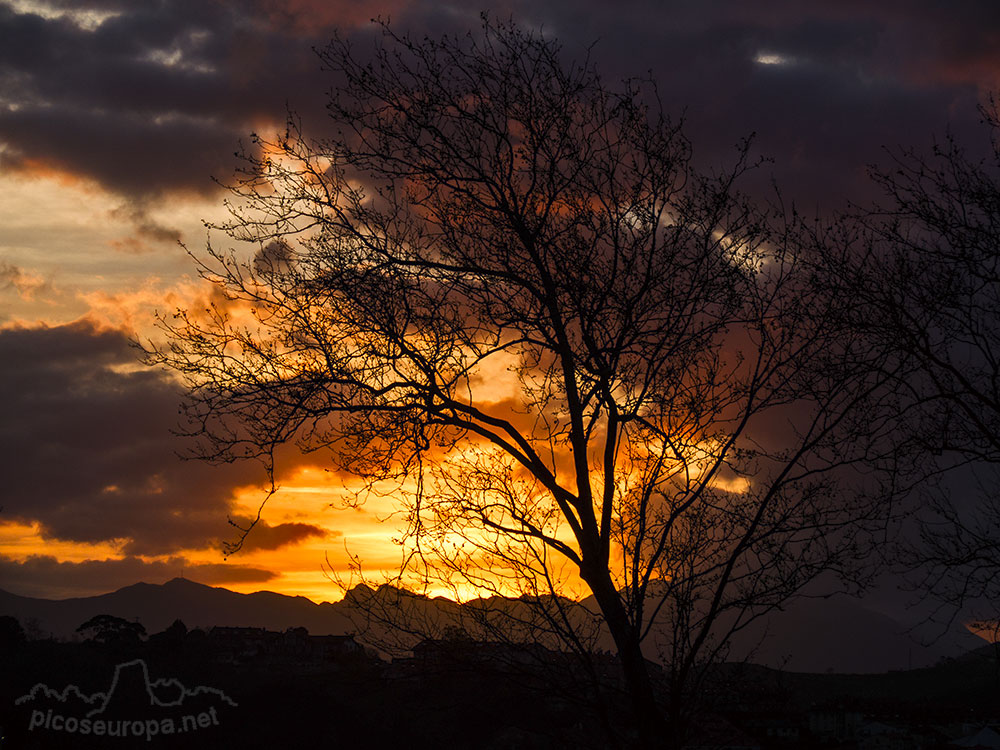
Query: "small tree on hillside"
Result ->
[[149, 18, 901, 747], [76, 614, 147, 645], [0, 615, 25, 645]]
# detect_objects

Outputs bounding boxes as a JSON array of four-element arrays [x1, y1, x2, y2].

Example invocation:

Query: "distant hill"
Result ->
[[0, 577, 354, 638], [0, 578, 985, 673], [720, 594, 985, 673]]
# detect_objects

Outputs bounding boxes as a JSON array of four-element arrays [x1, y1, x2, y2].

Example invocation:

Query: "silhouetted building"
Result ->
[[209, 625, 362, 665]]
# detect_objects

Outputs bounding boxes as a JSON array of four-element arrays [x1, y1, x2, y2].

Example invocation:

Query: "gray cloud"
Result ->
[[1, 0, 997, 209], [0, 260, 50, 300], [0, 552, 276, 599], [229, 516, 333, 552], [0, 0, 323, 198], [0, 319, 328, 556]]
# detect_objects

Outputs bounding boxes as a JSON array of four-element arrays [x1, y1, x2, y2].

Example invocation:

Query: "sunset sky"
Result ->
[[2, 0, 999, 604]]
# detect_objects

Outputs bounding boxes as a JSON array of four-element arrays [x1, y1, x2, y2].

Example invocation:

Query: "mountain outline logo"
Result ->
[[15, 658, 237, 741]]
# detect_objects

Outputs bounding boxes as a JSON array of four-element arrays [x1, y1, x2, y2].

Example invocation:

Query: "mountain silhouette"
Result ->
[[0, 577, 354, 638], [0, 577, 985, 673], [717, 594, 985, 673]]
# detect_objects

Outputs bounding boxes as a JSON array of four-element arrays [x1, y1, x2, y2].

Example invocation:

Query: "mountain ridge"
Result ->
[[0, 577, 985, 674]]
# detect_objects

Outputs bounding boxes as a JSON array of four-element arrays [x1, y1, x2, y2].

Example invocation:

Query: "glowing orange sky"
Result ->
[[0, 171, 383, 602], [3, 0, 1000, 623], [0, 163, 578, 602]]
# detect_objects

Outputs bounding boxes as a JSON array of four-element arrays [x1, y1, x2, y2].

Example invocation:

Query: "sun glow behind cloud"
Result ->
[[0, 522, 125, 561], [0, 7, 839, 608], [0, 468, 412, 603], [221, 465, 414, 601], [0, 164, 761, 606]]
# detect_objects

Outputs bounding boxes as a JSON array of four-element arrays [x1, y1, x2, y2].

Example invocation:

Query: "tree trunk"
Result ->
[[584, 568, 668, 749]]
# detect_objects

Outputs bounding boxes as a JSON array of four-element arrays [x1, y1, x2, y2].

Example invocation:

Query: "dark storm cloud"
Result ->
[[107, 202, 184, 253], [0, 105, 241, 197], [0, 0, 326, 198], [0, 553, 276, 599], [3, 0, 998, 208], [228, 516, 332, 552], [505, 0, 996, 206], [0, 319, 327, 555]]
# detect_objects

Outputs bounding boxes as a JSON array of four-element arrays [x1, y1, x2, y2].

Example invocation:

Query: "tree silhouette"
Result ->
[[76, 614, 147, 645], [0, 614, 25, 645], [845, 102, 1000, 629], [149, 18, 902, 747]]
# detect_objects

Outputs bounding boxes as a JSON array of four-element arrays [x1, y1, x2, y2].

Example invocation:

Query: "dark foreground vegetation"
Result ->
[[2, 616, 998, 750]]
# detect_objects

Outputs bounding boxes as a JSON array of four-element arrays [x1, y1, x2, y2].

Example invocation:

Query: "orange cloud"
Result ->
[[3, 156, 89, 189]]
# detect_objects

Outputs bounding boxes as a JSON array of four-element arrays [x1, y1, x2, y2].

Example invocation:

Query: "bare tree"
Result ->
[[845, 103, 1000, 630], [149, 18, 899, 747]]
